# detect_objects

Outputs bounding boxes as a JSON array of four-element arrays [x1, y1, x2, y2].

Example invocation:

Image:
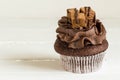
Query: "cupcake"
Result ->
[[54, 7, 108, 73]]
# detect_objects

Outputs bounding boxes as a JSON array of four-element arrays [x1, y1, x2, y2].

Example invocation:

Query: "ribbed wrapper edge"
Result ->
[[60, 52, 105, 73]]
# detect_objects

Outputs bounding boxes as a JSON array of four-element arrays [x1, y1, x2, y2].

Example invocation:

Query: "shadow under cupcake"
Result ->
[[54, 7, 108, 73]]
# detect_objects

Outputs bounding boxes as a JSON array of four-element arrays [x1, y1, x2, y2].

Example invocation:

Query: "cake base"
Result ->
[[54, 38, 108, 56]]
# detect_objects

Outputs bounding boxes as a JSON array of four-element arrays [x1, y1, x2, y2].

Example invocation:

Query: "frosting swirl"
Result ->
[[56, 7, 106, 49]]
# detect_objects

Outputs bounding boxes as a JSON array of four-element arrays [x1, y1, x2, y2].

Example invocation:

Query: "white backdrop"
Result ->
[[0, 1, 120, 79], [0, 0, 119, 19]]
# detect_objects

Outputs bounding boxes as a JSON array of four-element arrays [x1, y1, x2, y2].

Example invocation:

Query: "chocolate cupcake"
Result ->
[[54, 7, 108, 73]]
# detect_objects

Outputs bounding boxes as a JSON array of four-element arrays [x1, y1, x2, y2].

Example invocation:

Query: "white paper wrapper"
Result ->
[[60, 52, 105, 73]]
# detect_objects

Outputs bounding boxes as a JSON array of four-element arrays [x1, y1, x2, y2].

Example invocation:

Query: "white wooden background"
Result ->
[[0, 0, 120, 80], [0, 0, 119, 19]]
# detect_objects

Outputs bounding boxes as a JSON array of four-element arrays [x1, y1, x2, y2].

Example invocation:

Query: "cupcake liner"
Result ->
[[60, 52, 105, 73]]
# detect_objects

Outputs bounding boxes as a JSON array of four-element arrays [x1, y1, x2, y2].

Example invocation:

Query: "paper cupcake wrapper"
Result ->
[[60, 52, 105, 73]]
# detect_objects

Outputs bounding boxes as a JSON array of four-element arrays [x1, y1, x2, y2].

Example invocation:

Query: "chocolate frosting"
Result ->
[[56, 7, 106, 49], [54, 38, 108, 56]]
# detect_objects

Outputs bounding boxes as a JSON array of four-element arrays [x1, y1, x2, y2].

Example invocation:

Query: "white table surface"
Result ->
[[0, 18, 119, 80]]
